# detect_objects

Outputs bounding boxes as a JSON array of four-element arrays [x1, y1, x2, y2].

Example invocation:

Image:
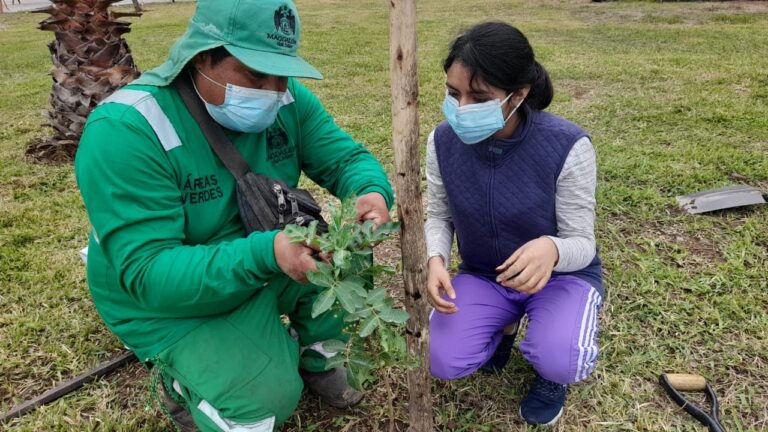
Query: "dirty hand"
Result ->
[[495, 237, 559, 294], [356, 192, 391, 228], [274, 231, 318, 284], [427, 256, 458, 314]]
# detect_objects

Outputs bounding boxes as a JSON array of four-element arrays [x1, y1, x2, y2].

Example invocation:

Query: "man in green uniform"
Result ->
[[74, 0, 394, 430]]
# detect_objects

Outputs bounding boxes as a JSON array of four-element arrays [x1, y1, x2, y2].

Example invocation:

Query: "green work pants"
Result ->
[[154, 275, 345, 431]]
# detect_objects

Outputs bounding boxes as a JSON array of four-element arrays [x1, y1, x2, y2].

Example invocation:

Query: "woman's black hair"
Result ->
[[443, 22, 553, 110]]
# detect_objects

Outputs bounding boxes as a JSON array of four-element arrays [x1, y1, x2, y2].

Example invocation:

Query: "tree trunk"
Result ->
[[131, 0, 141, 12], [28, 0, 142, 163], [388, 1, 432, 431]]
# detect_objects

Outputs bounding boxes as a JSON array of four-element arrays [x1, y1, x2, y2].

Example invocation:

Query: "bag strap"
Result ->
[[174, 72, 251, 179]]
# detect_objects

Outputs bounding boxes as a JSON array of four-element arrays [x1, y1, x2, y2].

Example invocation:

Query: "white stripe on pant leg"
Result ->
[[197, 400, 275, 432], [574, 289, 594, 380], [583, 292, 602, 380], [575, 289, 598, 381], [582, 291, 603, 379], [579, 291, 602, 381], [578, 291, 598, 381]]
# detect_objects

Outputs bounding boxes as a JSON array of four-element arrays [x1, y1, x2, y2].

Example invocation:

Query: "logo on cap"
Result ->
[[267, 4, 298, 49], [274, 5, 296, 36]]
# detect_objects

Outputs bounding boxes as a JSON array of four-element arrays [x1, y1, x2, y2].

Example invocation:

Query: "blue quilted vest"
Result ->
[[434, 105, 603, 294]]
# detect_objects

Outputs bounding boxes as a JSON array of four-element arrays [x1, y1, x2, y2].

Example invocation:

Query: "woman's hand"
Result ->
[[427, 256, 458, 314], [495, 237, 559, 295]]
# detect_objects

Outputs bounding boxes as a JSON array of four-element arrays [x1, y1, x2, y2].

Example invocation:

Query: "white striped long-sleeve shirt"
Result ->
[[425, 130, 597, 271]]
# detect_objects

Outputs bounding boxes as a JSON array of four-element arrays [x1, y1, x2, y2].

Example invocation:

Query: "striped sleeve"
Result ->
[[547, 136, 598, 272], [424, 130, 454, 267]]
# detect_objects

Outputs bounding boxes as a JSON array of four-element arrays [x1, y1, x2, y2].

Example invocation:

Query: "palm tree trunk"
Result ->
[[28, 0, 142, 163]]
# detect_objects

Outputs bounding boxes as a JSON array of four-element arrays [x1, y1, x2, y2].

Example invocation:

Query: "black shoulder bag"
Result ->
[[175, 74, 328, 234]]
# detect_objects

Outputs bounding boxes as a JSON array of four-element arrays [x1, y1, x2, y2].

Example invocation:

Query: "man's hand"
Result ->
[[427, 256, 458, 314], [274, 232, 318, 284], [495, 237, 559, 295], [356, 192, 390, 227]]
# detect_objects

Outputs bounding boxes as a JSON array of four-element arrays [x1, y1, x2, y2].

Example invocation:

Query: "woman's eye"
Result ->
[[447, 91, 459, 98]]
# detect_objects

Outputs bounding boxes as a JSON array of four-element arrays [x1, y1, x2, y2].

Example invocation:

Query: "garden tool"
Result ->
[[676, 184, 766, 214], [658, 373, 727, 432]]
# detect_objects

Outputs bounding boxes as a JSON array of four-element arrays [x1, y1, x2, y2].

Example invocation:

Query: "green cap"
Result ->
[[133, 0, 322, 86]]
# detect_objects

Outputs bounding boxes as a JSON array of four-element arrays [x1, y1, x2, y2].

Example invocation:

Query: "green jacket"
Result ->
[[75, 79, 393, 361]]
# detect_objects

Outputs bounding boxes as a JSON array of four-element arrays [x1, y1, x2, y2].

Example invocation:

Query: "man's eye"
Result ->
[[447, 91, 459, 98]]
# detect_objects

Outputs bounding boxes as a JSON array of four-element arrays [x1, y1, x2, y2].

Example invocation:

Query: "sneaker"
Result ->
[[479, 323, 519, 373], [519, 375, 567, 426], [300, 367, 363, 409]]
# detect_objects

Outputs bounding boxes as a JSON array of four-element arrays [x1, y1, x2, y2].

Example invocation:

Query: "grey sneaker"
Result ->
[[300, 367, 364, 409]]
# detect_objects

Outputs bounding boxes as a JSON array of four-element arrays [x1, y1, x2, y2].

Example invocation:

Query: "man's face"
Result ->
[[193, 53, 289, 106]]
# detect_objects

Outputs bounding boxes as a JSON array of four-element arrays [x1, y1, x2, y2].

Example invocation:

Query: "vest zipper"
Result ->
[[488, 168, 501, 263]]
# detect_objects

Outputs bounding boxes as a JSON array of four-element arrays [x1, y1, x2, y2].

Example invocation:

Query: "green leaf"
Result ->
[[349, 353, 375, 370], [348, 254, 370, 275], [311, 288, 337, 318], [372, 296, 394, 312], [324, 353, 346, 371], [336, 279, 364, 313], [283, 224, 308, 243], [340, 276, 367, 297], [372, 221, 400, 241], [379, 307, 410, 324], [307, 263, 335, 288], [362, 264, 396, 278], [306, 220, 318, 243], [366, 288, 388, 306], [345, 307, 372, 322], [358, 314, 379, 337], [321, 339, 348, 354], [346, 364, 362, 390], [316, 235, 334, 252], [333, 249, 351, 270]]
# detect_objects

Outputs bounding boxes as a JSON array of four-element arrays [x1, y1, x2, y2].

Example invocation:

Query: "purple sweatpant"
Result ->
[[430, 274, 602, 385]]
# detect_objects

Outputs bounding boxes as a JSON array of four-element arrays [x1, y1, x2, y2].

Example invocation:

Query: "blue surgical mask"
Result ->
[[442, 92, 523, 144], [194, 69, 294, 133]]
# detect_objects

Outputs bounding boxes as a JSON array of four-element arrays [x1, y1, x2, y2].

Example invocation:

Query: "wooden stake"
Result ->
[[388, 1, 432, 431]]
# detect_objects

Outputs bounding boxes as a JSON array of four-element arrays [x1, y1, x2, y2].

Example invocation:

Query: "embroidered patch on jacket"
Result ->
[[266, 127, 295, 163]]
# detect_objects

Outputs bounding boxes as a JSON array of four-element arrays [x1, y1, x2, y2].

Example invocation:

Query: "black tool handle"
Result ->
[[659, 374, 727, 432]]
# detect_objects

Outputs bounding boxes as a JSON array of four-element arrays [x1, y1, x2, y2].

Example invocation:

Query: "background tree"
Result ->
[[29, 0, 141, 163]]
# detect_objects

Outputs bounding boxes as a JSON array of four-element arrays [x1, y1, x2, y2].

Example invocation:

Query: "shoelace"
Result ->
[[531, 376, 567, 400]]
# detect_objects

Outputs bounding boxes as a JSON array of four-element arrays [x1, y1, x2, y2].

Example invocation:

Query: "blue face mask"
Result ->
[[194, 69, 293, 133], [442, 92, 523, 144]]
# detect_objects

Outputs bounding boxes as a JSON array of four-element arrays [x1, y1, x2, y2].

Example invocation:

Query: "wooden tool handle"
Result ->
[[664, 373, 708, 391]]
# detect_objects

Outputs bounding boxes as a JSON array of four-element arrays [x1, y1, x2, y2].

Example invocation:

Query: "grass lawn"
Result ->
[[1, 0, 767, 430]]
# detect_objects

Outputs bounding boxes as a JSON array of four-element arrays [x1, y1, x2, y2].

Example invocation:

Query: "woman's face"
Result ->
[[445, 61, 508, 107], [445, 61, 530, 139]]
